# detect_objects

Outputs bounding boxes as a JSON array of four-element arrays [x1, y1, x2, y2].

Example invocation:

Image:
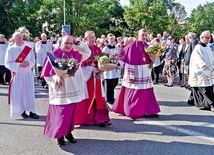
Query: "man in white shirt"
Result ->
[[35, 33, 52, 88], [0, 34, 11, 84], [102, 33, 122, 104]]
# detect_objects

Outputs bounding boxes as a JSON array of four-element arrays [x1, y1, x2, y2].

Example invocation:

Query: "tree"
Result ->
[[0, 0, 125, 39], [0, 0, 17, 38], [123, 0, 188, 40], [187, 2, 214, 37]]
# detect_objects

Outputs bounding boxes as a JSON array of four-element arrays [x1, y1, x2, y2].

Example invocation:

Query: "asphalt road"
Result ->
[[0, 79, 213, 155]]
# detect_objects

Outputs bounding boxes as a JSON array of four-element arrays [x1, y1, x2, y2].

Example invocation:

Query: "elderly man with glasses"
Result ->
[[188, 30, 214, 112]]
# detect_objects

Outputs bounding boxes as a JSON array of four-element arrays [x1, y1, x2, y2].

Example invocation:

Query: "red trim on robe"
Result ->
[[82, 45, 105, 113]]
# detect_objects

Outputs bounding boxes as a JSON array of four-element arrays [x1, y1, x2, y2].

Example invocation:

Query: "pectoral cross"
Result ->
[[18, 57, 23, 62]]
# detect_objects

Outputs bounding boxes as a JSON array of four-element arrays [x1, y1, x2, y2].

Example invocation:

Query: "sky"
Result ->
[[120, 0, 213, 16]]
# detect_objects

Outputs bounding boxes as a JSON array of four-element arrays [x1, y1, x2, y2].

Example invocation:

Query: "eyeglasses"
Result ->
[[88, 36, 96, 39], [203, 36, 210, 39]]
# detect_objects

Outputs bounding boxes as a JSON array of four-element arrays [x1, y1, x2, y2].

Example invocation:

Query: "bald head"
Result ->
[[84, 30, 96, 46], [60, 35, 75, 53]]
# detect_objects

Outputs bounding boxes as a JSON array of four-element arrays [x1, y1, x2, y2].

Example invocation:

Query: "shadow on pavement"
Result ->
[[59, 138, 214, 155]]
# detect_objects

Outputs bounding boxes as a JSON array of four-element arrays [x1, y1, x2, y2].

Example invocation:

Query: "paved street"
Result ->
[[0, 79, 213, 155]]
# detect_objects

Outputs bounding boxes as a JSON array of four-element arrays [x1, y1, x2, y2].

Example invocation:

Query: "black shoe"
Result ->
[[57, 136, 65, 145], [65, 133, 77, 143], [187, 99, 194, 106], [29, 112, 39, 119], [200, 106, 211, 111], [167, 84, 173, 87], [21, 111, 28, 118], [98, 122, 106, 127], [143, 114, 159, 118], [104, 122, 112, 126]]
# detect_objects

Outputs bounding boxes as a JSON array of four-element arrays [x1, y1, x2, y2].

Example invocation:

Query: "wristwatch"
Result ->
[[75, 41, 81, 45]]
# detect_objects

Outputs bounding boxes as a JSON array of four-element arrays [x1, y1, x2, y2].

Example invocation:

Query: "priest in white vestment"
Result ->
[[35, 33, 52, 87], [5, 32, 39, 119], [41, 35, 91, 145]]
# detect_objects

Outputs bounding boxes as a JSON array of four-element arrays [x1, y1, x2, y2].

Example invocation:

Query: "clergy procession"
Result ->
[[0, 25, 214, 154]]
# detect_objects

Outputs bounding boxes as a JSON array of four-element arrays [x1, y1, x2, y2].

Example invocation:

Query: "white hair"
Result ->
[[41, 33, 47, 37], [188, 32, 196, 38], [12, 32, 22, 39], [0, 34, 5, 38], [200, 30, 210, 40]]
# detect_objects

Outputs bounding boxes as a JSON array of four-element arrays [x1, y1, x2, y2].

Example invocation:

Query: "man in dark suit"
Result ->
[[185, 32, 198, 106], [185, 32, 198, 67]]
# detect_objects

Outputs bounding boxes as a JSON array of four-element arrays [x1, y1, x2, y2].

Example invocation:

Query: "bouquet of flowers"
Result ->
[[94, 53, 120, 78], [47, 52, 78, 78], [145, 44, 166, 68], [145, 44, 165, 60], [95, 53, 119, 71], [47, 52, 78, 91]]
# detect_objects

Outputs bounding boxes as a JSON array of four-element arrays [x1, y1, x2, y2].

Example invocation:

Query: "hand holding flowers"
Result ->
[[145, 43, 166, 69], [47, 52, 78, 91], [94, 52, 120, 78]]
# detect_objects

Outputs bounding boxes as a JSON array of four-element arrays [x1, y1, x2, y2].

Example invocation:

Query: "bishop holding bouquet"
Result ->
[[41, 35, 91, 145]]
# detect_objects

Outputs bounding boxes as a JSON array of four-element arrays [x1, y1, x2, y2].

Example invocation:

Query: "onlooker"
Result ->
[[161, 31, 168, 41], [181, 35, 191, 87], [41, 35, 91, 145], [188, 30, 214, 112], [157, 34, 162, 40], [208, 34, 214, 52], [185, 32, 198, 67], [151, 38, 161, 84], [0, 34, 11, 85], [177, 36, 186, 85], [5, 32, 39, 119], [162, 36, 178, 87]]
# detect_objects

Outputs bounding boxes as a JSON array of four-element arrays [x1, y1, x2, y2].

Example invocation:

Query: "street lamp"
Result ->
[[63, 0, 66, 25]]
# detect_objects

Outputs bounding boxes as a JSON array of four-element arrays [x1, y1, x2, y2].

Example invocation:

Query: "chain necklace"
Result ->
[[138, 41, 146, 62]]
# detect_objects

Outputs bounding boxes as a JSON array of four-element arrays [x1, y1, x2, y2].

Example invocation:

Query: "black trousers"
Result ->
[[151, 66, 160, 82], [0, 65, 11, 84], [37, 66, 47, 86], [103, 78, 119, 104]]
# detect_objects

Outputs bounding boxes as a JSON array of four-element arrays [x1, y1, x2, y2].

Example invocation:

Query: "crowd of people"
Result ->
[[0, 27, 214, 146]]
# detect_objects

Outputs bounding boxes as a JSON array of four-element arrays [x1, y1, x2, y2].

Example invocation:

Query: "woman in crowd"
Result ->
[[162, 36, 178, 87]]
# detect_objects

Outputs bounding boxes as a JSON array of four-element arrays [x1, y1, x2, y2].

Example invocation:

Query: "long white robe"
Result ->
[[35, 41, 52, 66], [5, 44, 36, 118], [0, 44, 8, 65], [189, 44, 214, 87]]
